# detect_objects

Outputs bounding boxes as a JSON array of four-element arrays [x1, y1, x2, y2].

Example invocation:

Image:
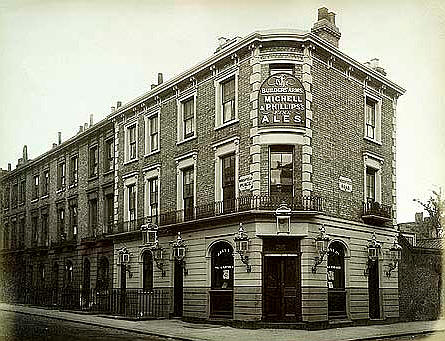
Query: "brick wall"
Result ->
[[398, 235, 442, 321]]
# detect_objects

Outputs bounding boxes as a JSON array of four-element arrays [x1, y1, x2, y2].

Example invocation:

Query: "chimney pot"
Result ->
[[370, 58, 379, 69], [151, 84, 156, 90], [415, 212, 423, 224], [318, 7, 329, 20], [79, 125, 84, 133], [52, 143, 57, 149], [158, 73, 163, 85], [90, 114, 94, 127], [117, 101, 122, 108], [58, 132, 62, 145], [8, 163, 11, 171], [111, 106, 116, 113], [23, 145, 28, 162], [328, 12, 336, 25], [84, 123, 88, 131]]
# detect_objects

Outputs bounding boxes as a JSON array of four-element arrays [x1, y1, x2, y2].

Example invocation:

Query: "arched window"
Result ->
[[142, 251, 153, 291], [327, 241, 346, 317], [65, 260, 73, 287], [210, 241, 234, 318], [97, 257, 109, 291], [211, 242, 234, 289], [38, 264, 45, 287]]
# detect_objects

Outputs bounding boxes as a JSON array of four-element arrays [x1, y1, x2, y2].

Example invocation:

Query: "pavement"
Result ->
[[0, 303, 444, 341]]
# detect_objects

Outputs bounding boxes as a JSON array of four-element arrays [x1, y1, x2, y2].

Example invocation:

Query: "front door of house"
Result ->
[[263, 238, 301, 321], [368, 259, 380, 319], [173, 260, 183, 317]]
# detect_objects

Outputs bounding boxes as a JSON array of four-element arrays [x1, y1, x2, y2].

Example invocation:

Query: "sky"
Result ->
[[0, 0, 444, 224]]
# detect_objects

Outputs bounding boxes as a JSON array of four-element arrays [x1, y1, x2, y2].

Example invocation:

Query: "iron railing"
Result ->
[[106, 195, 323, 234], [0, 287, 169, 318], [362, 200, 392, 220]]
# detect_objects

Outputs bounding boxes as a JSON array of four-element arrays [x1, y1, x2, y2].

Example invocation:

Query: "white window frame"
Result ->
[[144, 111, 160, 156], [177, 92, 197, 144], [175, 152, 197, 212], [212, 137, 240, 203], [215, 69, 239, 129], [123, 173, 138, 225], [124, 120, 138, 164], [363, 152, 383, 204], [364, 92, 382, 145], [143, 165, 160, 220]]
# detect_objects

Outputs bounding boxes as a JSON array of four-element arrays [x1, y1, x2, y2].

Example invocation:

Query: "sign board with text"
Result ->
[[258, 73, 306, 127], [239, 174, 253, 192], [339, 176, 352, 192]]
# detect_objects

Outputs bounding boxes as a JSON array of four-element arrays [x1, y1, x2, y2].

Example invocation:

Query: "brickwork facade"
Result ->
[[0, 8, 406, 328]]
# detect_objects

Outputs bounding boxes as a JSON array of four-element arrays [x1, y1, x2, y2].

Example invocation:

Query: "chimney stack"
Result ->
[[58, 132, 62, 145], [8, 163, 11, 171], [52, 143, 57, 149], [90, 114, 94, 127], [311, 7, 341, 48], [23, 145, 28, 162], [365, 57, 387, 76], [151, 84, 156, 90], [117, 101, 122, 109], [84, 123, 88, 131], [79, 125, 84, 134], [157, 73, 163, 85], [111, 106, 116, 113]]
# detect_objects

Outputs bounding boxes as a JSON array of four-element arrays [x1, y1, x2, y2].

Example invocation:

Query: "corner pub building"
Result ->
[[0, 8, 405, 328]]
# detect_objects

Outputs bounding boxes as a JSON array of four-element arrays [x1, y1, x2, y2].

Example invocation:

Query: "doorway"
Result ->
[[368, 259, 380, 319], [173, 259, 183, 317], [82, 258, 91, 308], [327, 241, 347, 318], [262, 238, 301, 321]]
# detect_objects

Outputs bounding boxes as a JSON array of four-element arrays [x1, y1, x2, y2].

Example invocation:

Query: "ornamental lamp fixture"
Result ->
[[275, 204, 292, 234], [141, 222, 158, 245], [364, 232, 381, 276], [171, 232, 188, 275], [312, 225, 330, 273], [234, 223, 251, 272], [118, 247, 133, 278], [385, 236, 402, 277], [150, 240, 166, 277]]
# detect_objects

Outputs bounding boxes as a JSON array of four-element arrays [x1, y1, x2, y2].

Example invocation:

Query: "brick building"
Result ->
[[0, 8, 405, 327]]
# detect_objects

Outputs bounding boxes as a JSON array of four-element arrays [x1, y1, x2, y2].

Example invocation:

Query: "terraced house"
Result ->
[[0, 8, 405, 328]]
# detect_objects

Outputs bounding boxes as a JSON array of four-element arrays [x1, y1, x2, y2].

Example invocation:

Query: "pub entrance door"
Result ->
[[173, 259, 183, 317], [368, 259, 380, 319], [262, 238, 301, 321]]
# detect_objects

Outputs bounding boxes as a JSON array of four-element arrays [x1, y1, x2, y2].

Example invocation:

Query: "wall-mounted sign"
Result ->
[[339, 176, 352, 192], [258, 73, 306, 127], [239, 174, 253, 192]]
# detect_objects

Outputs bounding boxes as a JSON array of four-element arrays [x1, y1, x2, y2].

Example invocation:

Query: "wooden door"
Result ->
[[263, 256, 301, 321], [368, 259, 380, 319]]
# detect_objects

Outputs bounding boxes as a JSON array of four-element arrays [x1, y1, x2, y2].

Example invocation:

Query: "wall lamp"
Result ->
[[234, 223, 251, 272], [312, 225, 330, 273], [118, 247, 133, 278], [275, 204, 292, 234], [141, 222, 158, 245], [172, 232, 188, 276], [364, 232, 381, 276], [385, 236, 402, 278], [150, 240, 166, 277]]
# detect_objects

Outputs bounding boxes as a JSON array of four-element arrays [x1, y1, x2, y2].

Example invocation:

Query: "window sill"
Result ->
[[31, 198, 39, 204], [41, 194, 49, 200], [56, 188, 65, 194], [68, 183, 78, 189], [177, 135, 197, 146], [88, 176, 99, 182], [124, 159, 139, 166], [145, 150, 160, 158], [364, 136, 382, 146], [19, 202, 25, 207], [214, 118, 239, 131], [103, 170, 114, 176]]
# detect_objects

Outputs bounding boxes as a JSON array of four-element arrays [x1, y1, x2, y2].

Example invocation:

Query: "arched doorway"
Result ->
[[327, 241, 347, 318], [209, 241, 234, 318], [97, 257, 110, 291]]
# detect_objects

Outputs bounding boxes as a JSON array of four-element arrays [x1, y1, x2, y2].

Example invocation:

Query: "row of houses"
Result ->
[[0, 8, 407, 327]]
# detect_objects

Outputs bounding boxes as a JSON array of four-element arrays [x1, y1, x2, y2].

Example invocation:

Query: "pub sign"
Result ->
[[258, 72, 306, 127]]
